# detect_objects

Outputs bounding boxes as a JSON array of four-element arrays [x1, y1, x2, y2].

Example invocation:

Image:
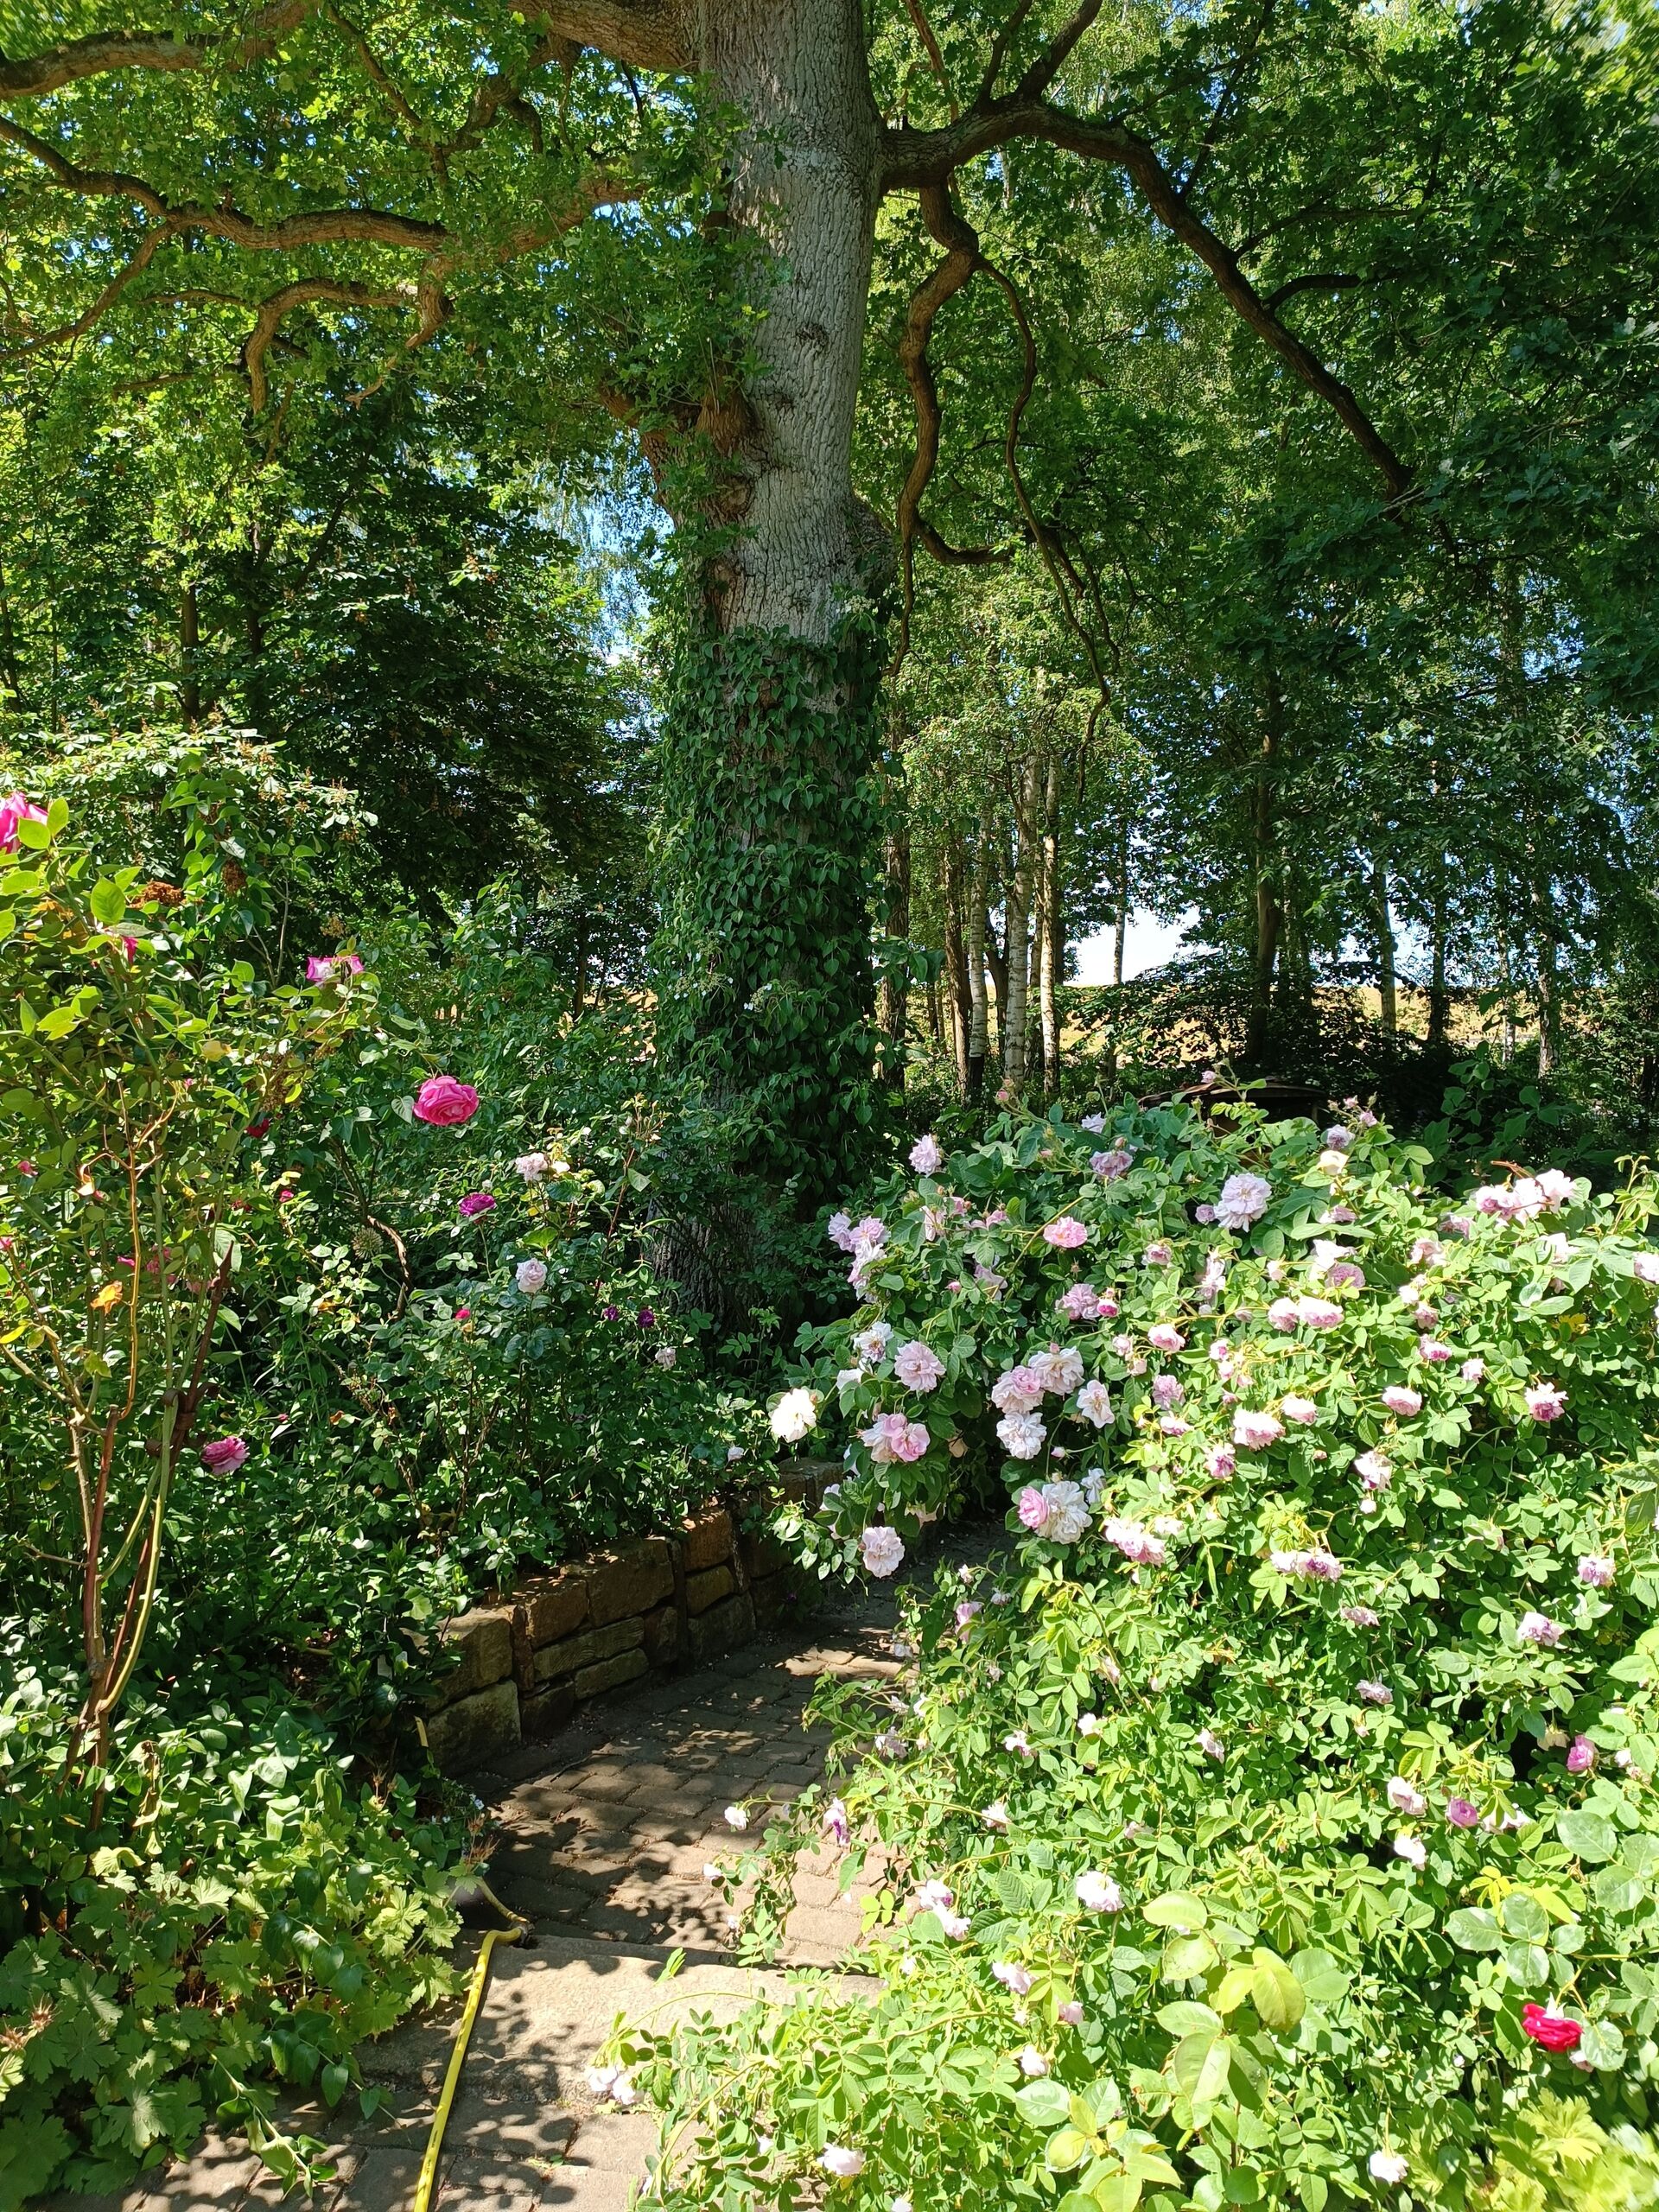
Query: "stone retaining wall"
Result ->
[[421, 1459, 836, 1771]]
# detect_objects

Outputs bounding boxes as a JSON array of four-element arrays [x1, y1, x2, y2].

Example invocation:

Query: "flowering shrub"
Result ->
[[631, 1103, 1659, 2207]]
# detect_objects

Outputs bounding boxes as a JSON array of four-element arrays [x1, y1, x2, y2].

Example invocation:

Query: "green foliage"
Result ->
[[621, 1103, 1659, 2208], [654, 615, 891, 1202], [0, 1664, 466, 2207]]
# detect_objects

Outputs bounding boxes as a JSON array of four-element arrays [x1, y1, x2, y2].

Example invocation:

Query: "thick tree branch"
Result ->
[[1262, 270, 1371, 310], [240, 276, 423, 407], [901, 0, 957, 119], [892, 181, 983, 669], [505, 0, 687, 71], [9, 219, 176, 348], [0, 0, 320, 99], [880, 99, 1414, 501]]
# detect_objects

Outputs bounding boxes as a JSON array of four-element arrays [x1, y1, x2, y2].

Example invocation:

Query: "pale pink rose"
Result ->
[[1206, 1443, 1236, 1480], [992, 1364, 1046, 1415], [413, 1075, 480, 1126], [1091, 1147, 1132, 1180], [1147, 1323, 1186, 1353], [1074, 1379, 1114, 1427], [1382, 1385, 1422, 1417], [1233, 1408, 1283, 1450], [306, 951, 364, 982], [1017, 1484, 1050, 1532], [1268, 1297, 1300, 1332], [893, 1339, 945, 1392], [1517, 1610, 1563, 1647], [1632, 1252, 1659, 1285], [1297, 1295, 1343, 1330], [861, 1412, 931, 1465], [998, 1412, 1046, 1459], [1058, 1282, 1102, 1319], [1525, 1382, 1567, 1423], [1044, 1216, 1089, 1249], [909, 1133, 944, 1174], [1387, 1776, 1427, 1815], [992, 1961, 1033, 1995], [1461, 1357, 1486, 1383], [1577, 1556, 1614, 1587], [1281, 1395, 1319, 1426], [1030, 1345, 1084, 1395], [1566, 1734, 1596, 1774], [1419, 1338, 1452, 1363], [1215, 1172, 1271, 1230], [860, 1525, 906, 1577]]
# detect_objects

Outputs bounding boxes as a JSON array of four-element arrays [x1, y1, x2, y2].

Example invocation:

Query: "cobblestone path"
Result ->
[[65, 1567, 938, 2212]]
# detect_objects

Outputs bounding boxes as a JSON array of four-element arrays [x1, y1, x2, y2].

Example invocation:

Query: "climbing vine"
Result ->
[[653, 613, 890, 1201]]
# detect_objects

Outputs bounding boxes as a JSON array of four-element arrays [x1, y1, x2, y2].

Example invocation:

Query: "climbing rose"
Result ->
[[724, 1804, 749, 1830], [1522, 2005, 1583, 2052], [1446, 1797, 1481, 1828], [1281, 1395, 1319, 1426], [861, 1412, 930, 1465], [1044, 1215, 1089, 1249], [1074, 1379, 1114, 1427], [822, 1797, 849, 1847], [1030, 1345, 1084, 1395], [826, 1211, 855, 1250], [1233, 1408, 1283, 1450], [1461, 1357, 1486, 1382], [1567, 1734, 1597, 1774], [1102, 1517, 1166, 1565], [515, 1152, 550, 1181], [413, 1076, 480, 1126], [770, 1387, 819, 1442], [860, 1525, 906, 1578], [909, 1132, 944, 1173], [1213, 1171, 1270, 1230], [855, 1320, 893, 1365], [1080, 1113, 1105, 1133], [1268, 1298, 1300, 1332], [1297, 1295, 1343, 1330], [1058, 1282, 1102, 1319], [997, 1412, 1046, 1459], [1033, 1480, 1090, 1544], [1382, 1385, 1422, 1416], [200, 1435, 249, 1473], [1143, 1240, 1173, 1267], [1057, 2001, 1085, 2027], [1526, 1381, 1567, 1422], [893, 1339, 945, 1392], [458, 1192, 495, 1218], [1535, 1167, 1576, 1210], [957, 1600, 982, 1627], [586, 2064, 637, 2106], [1633, 1252, 1659, 1285], [1017, 1484, 1049, 1531], [1394, 1834, 1427, 1869], [1151, 1373, 1184, 1408], [1420, 1337, 1453, 1363], [1355, 1450, 1392, 1491], [820, 2148, 865, 2180], [1207, 1443, 1236, 1480], [305, 951, 364, 982], [0, 791, 47, 850], [1147, 1322, 1185, 1353], [1387, 1777, 1427, 1815], [1196, 1728, 1224, 1761], [1369, 2152, 1408, 2185], [981, 1800, 1011, 1831], [1092, 1147, 1132, 1179], [991, 1363, 1045, 1414], [515, 1258, 547, 1294], [1324, 1124, 1354, 1151], [1517, 1610, 1564, 1647], [1076, 1870, 1122, 1911], [993, 1961, 1034, 1995], [1357, 1680, 1392, 1706], [1341, 1604, 1381, 1628], [1577, 1554, 1614, 1587]]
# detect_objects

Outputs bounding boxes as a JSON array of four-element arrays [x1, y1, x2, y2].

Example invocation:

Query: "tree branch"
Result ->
[[880, 99, 1414, 501], [892, 181, 983, 671], [7, 219, 176, 348], [0, 0, 321, 99], [505, 0, 688, 71], [241, 276, 423, 408], [901, 0, 957, 119]]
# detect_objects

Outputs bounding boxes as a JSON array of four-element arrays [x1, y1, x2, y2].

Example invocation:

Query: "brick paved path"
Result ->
[[64, 1561, 952, 2212]]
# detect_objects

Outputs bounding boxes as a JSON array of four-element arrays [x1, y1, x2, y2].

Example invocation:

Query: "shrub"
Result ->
[[0, 1662, 467, 2207], [628, 1101, 1659, 2209]]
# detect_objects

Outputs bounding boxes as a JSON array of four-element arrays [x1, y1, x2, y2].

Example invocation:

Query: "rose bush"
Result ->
[[627, 1102, 1659, 2209]]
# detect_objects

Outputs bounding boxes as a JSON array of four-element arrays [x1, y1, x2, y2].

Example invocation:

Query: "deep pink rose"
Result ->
[[307, 952, 365, 982], [414, 1076, 480, 1126], [1522, 2005, 1583, 2052], [458, 1192, 495, 1218], [200, 1435, 249, 1473], [0, 791, 47, 852]]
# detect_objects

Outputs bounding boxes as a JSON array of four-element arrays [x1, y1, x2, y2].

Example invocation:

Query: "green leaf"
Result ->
[[1249, 1949, 1306, 2032], [1046, 2127, 1093, 2172], [1498, 1892, 1548, 1942], [1014, 2079, 1072, 2127], [1577, 2021, 1625, 2071], [1142, 1891, 1208, 1930], [1156, 2002, 1223, 2040], [90, 879, 127, 926], [1446, 1908, 1503, 1952], [1162, 1934, 1219, 1980], [1288, 1949, 1348, 2006], [1556, 1811, 1618, 1863], [1091, 2177, 1142, 2212]]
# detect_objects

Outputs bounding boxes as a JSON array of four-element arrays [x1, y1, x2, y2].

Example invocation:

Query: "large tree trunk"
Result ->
[[879, 822, 911, 1088], [653, 0, 887, 1200], [1001, 753, 1043, 1101], [1245, 685, 1282, 1069], [1372, 857, 1396, 1036], [965, 823, 991, 1103], [944, 832, 974, 1097], [1039, 753, 1062, 1100]]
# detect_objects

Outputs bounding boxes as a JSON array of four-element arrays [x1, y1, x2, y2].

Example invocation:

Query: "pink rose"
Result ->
[[458, 1192, 496, 1218], [414, 1076, 480, 1127], [1382, 1385, 1422, 1417], [0, 791, 47, 852], [1044, 1216, 1089, 1249], [1525, 1382, 1566, 1423], [306, 952, 365, 982], [200, 1435, 249, 1473]]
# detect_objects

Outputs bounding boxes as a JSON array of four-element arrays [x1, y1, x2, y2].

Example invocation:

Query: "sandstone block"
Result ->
[[587, 1538, 674, 1626], [425, 1606, 513, 1706], [574, 1649, 649, 1700], [680, 1507, 734, 1574], [513, 1569, 589, 1648], [684, 1564, 734, 1616], [423, 1679, 520, 1771], [770, 1457, 840, 1503], [533, 1616, 644, 1684], [520, 1682, 579, 1738], [740, 1526, 794, 1580], [687, 1590, 756, 1665], [643, 1602, 681, 1665]]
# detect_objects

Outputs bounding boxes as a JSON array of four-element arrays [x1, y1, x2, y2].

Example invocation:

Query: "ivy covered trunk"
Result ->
[[654, 0, 890, 1203]]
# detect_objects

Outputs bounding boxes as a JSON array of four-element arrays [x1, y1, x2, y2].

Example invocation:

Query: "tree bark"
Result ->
[[1039, 750, 1062, 1099], [944, 831, 974, 1096], [1001, 751, 1043, 1100], [880, 822, 911, 1086], [179, 581, 201, 722], [965, 819, 990, 1103], [1113, 818, 1129, 988], [1372, 857, 1396, 1036], [1246, 678, 1282, 1068], [1427, 862, 1450, 1048]]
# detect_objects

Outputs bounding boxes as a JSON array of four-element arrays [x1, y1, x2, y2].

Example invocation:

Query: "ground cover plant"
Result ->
[[617, 1102, 1659, 2209]]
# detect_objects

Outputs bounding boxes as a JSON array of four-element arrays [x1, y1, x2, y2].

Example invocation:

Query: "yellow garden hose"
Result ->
[[412, 1885, 532, 2212]]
